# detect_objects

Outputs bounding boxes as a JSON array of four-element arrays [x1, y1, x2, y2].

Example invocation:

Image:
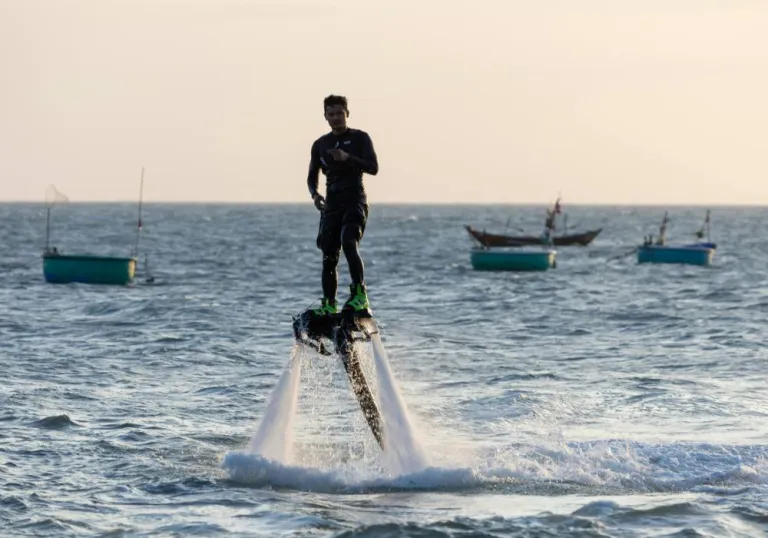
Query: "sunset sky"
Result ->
[[2, 0, 767, 204]]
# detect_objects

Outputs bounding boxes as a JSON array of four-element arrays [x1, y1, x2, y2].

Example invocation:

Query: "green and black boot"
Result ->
[[312, 297, 338, 316], [343, 283, 370, 313]]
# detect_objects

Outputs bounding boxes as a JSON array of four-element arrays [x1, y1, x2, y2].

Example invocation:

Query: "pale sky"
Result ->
[[2, 0, 767, 204]]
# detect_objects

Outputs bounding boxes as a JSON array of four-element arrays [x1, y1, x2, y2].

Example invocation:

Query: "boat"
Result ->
[[42, 252, 137, 285], [465, 196, 602, 247], [637, 211, 715, 266], [637, 245, 714, 266], [470, 247, 556, 271], [41, 169, 152, 285], [465, 225, 602, 247]]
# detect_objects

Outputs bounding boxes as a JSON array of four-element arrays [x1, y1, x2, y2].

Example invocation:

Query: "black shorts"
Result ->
[[316, 200, 369, 253]]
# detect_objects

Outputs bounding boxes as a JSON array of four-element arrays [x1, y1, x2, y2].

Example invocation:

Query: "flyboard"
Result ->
[[292, 306, 384, 449]]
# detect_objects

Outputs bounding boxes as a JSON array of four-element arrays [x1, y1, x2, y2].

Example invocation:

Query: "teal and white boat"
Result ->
[[41, 170, 152, 286], [470, 247, 556, 271], [636, 244, 714, 266], [42, 251, 137, 285], [637, 210, 715, 267]]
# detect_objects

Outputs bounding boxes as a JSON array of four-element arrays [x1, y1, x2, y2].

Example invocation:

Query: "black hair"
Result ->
[[323, 94, 348, 112]]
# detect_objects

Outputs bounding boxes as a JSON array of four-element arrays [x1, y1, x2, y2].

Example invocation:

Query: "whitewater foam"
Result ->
[[223, 436, 768, 496]]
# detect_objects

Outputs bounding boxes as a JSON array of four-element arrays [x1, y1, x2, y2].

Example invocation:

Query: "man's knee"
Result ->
[[322, 249, 341, 266], [341, 239, 359, 256], [341, 222, 363, 246], [318, 227, 342, 254]]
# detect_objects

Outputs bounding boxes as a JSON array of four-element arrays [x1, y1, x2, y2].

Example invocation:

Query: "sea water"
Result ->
[[2, 203, 767, 537]]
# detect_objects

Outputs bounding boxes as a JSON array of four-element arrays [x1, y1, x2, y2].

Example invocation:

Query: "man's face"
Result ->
[[324, 104, 348, 130]]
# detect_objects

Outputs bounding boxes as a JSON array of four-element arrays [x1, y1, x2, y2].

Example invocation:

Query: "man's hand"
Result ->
[[312, 192, 326, 211], [328, 148, 349, 161]]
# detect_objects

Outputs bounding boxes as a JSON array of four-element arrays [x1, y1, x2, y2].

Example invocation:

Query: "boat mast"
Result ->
[[45, 206, 51, 252], [658, 211, 669, 245], [705, 209, 711, 242], [132, 167, 145, 259], [43, 185, 67, 253]]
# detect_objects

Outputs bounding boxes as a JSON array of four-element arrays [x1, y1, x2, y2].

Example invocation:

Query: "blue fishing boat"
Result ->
[[636, 245, 714, 266], [470, 248, 556, 271], [637, 210, 715, 266], [41, 170, 153, 286], [42, 251, 137, 285]]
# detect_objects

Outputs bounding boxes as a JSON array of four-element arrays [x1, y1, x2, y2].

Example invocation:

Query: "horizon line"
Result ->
[[1, 200, 767, 208]]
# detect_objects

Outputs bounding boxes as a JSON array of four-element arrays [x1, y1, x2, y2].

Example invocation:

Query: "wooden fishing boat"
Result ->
[[470, 247, 556, 271], [465, 225, 602, 247]]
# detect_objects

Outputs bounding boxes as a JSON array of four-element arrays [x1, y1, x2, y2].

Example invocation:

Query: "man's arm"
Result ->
[[347, 131, 378, 176], [307, 142, 321, 198]]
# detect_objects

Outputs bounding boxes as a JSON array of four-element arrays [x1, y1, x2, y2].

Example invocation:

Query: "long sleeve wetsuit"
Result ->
[[306, 128, 378, 300], [307, 128, 378, 201]]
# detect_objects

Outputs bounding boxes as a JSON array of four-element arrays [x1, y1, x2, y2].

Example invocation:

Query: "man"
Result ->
[[306, 95, 379, 316]]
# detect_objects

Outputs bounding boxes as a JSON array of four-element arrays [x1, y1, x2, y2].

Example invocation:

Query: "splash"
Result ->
[[371, 334, 429, 475], [226, 357, 768, 495], [227, 324, 430, 481], [222, 437, 768, 494], [246, 347, 303, 464]]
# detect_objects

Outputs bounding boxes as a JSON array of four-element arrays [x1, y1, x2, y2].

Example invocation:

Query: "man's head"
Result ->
[[324, 94, 349, 131]]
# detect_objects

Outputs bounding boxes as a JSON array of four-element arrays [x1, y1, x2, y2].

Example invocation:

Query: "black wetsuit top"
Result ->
[[307, 128, 378, 204]]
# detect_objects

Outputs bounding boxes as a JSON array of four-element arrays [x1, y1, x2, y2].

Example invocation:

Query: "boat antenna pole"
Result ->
[[45, 206, 51, 252], [132, 167, 145, 259], [44, 185, 67, 253], [656, 211, 668, 245], [706, 209, 711, 242]]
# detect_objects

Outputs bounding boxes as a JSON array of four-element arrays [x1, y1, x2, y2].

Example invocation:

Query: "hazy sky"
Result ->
[[2, 0, 767, 204]]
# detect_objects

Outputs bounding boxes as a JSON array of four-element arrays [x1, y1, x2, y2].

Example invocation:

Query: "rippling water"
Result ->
[[1, 203, 767, 537]]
